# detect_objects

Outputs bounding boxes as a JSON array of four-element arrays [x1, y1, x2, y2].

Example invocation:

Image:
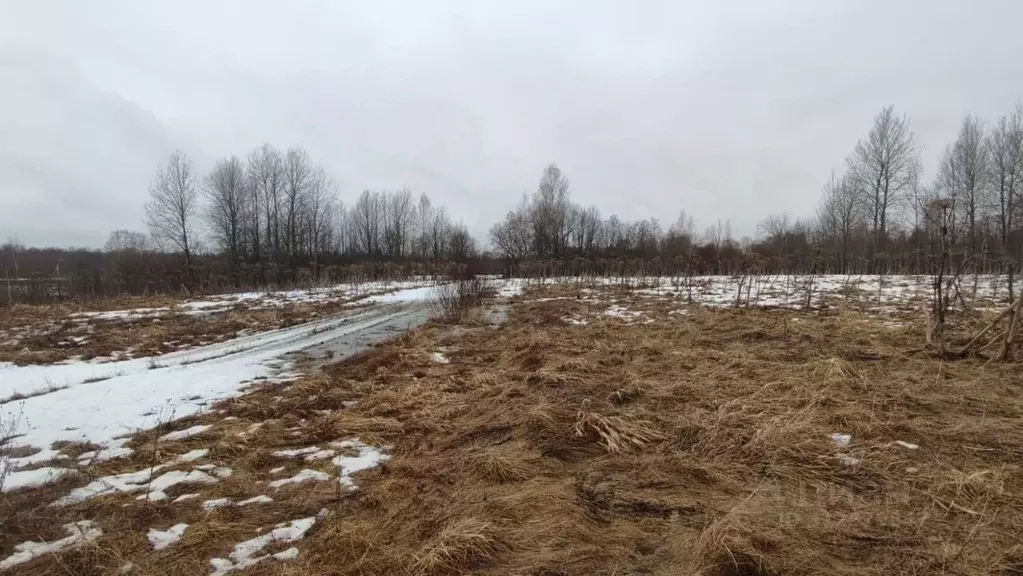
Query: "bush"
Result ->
[[432, 275, 493, 322]]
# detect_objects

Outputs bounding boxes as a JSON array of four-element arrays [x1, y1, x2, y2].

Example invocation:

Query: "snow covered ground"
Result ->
[[0, 285, 437, 488], [67, 280, 436, 323], [0, 280, 441, 366], [5, 274, 997, 493], [516, 274, 1012, 312]]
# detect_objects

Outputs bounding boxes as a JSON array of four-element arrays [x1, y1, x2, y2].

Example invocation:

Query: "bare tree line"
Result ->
[[140, 144, 479, 287], [5, 104, 1023, 303], [489, 105, 1023, 293]]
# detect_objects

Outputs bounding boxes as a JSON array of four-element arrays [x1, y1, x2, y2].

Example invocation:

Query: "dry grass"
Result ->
[[4, 284, 1023, 575], [0, 296, 359, 366]]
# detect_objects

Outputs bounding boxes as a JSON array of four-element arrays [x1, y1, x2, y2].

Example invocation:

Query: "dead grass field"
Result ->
[[3, 284, 1023, 575], [0, 296, 359, 366]]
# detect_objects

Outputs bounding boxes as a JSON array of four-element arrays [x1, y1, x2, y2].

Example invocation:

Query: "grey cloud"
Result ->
[[3, 0, 1023, 247]]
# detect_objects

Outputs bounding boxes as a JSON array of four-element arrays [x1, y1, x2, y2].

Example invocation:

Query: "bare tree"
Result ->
[[988, 107, 1023, 300], [352, 190, 383, 256], [758, 213, 790, 243], [283, 147, 312, 264], [413, 193, 432, 259], [105, 229, 151, 252], [817, 172, 862, 272], [604, 214, 625, 252], [0, 240, 21, 306], [847, 106, 921, 262], [248, 144, 285, 268], [428, 204, 451, 260], [204, 156, 247, 282], [946, 116, 991, 255], [303, 166, 336, 275], [384, 188, 415, 258], [145, 150, 198, 272], [578, 205, 603, 255], [531, 164, 572, 257], [447, 223, 478, 262], [489, 194, 533, 264]]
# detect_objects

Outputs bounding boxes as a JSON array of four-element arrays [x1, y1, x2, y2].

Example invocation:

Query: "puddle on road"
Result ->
[[286, 302, 508, 372], [288, 304, 432, 370]]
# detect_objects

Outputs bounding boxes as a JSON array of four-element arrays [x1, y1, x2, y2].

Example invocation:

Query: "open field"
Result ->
[[2, 277, 1022, 575], [0, 281, 434, 366]]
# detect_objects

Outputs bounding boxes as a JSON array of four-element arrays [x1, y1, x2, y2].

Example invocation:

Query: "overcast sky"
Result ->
[[3, 1, 1023, 248]]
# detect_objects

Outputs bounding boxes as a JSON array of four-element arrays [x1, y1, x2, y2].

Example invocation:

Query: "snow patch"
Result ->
[[331, 439, 390, 489], [78, 446, 134, 466], [603, 305, 643, 320], [2, 466, 72, 493], [268, 469, 330, 489], [0, 304, 426, 490], [57, 466, 220, 505], [202, 498, 233, 511], [0, 521, 102, 570], [173, 449, 210, 463], [137, 470, 219, 502], [238, 495, 273, 506], [830, 433, 852, 447], [208, 516, 317, 576], [273, 446, 331, 459], [272, 547, 300, 561], [148, 523, 188, 550], [160, 425, 212, 442]]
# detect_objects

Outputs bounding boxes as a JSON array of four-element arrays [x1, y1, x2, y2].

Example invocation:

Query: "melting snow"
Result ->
[[148, 523, 188, 550], [838, 455, 861, 466], [603, 305, 643, 319], [268, 469, 330, 488], [160, 425, 212, 442], [202, 498, 233, 511], [331, 439, 390, 489], [830, 433, 852, 447], [137, 470, 219, 502], [78, 446, 135, 466], [174, 449, 210, 463], [201, 495, 274, 512], [272, 446, 335, 461], [56, 465, 221, 505], [238, 495, 273, 506], [208, 516, 317, 576], [430, 352, 450, 364], [0, 521, 102, 570], [272, 547, 299, 561], [0, 292, 431, 489], [893, 441, 919, 450], [2, 467, 72, 493]]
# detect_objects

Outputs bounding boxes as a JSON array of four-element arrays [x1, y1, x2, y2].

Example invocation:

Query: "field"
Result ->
[[2, 275, 1022, 575], [0, 281, 431, 367]]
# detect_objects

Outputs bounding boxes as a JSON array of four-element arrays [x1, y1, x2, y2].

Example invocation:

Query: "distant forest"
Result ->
[[3, 105, 1023, 304]]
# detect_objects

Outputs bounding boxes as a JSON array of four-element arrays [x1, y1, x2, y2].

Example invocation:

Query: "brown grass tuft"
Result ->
[[411, 517, 506, 576], [574, 405, 665, 454]]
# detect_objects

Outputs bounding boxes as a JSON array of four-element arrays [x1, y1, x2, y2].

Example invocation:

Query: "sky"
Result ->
[[3, 0, 1023, 248]]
